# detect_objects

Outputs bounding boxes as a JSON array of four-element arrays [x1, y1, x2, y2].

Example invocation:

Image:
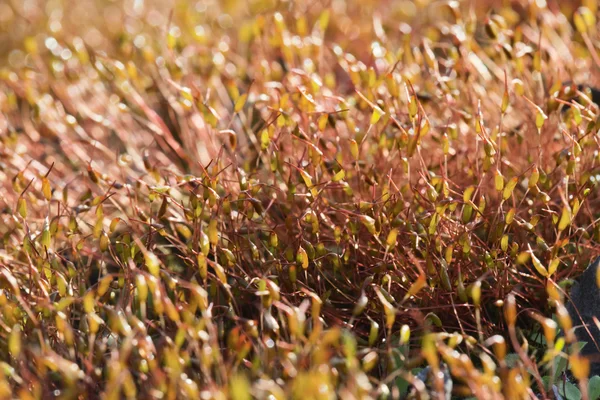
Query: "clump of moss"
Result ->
[[0, 0, 600, 399]]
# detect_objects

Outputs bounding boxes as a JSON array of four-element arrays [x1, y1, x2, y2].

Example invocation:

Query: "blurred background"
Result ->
[[0, 0, 587, 68]]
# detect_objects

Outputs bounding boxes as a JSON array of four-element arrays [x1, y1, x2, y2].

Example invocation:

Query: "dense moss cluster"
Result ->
[[1, 0, 600, 398]]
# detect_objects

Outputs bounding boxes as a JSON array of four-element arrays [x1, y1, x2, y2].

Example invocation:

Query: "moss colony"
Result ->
[[1, 0, 600, 399]]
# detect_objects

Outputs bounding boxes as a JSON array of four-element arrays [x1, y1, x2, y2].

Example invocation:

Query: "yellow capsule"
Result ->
[[501, 89, 509, 113], [546, 281, 561, 302], [570, 354, 590, 380], [199, 231, 210, 255], [359, 215, 377, 235], [386, 229, 398, 249], [502, 177, 518, 200], [332, 169, 345, 182], [494, 171, 505, 192], [368, 319, 379, 346], [400, 324, 411, 345], [506, 208, 516, 225], [574, 7, 595, 34], [442, 133, 450, 155], [440, 264, 452, 291], [542, 318, 557, 344], [318, 114, 328, 131], [41, 219, 51, 249], [197, 252, 208, 280], [445, 245, 454, 264], [135, 275, 148, 303], [470, 281, 481, 307], [109, 218, 121, 233], [535, 107, 547, 130], [144, 252, 160, 277], [208, 219, 218, 246], [362, 351, 378, 372], [349, 139, 359, 160], [408, 95, 418, 119], [529, 247, 548, 277], [88, 312, 103, 334], [556, 304, 572, 334], [234, 94, 247, 113], [56, 272, 68, 297], [83, 290, 95, 313], [557, 206, 571, 232], [370, 106, 385, 125], [99, 231, 109, 252], [8, 324, 21, 358], [297, 247, 309, 269], [504, 294, 517, 326], [501, 235, 509, 252], [17, 198, 27, 218], [41, 177, 51, 200], [97, 275, 113, 297], [548, 258, 560, 276]]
